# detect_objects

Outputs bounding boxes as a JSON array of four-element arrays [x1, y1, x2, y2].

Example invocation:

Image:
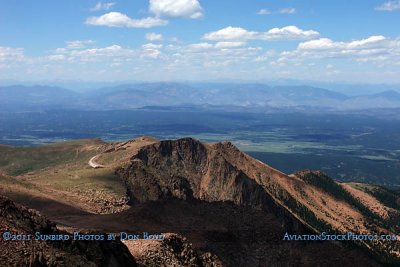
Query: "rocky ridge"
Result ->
[[116, 137, 400, 265]]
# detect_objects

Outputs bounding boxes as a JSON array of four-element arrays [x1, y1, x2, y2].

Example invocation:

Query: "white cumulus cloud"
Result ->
[[141, 43, 163, 59], [203, 27, 257, 41], [188, 42, 214, 51], [65, 40, 95, 49], [203, 26, 319, 41], [90, 2, 115, 12], [279, 8, 296, 14], [263, 26, 319, 40], [47, 54, 66, 61], [257, 9, 271, 15], [297, 38, 336, 50], [0, 47, 25, 62], [145, 32, 163, 41], [280, 35, 400, 64], [85, 12, 168, 28], [51, 44, 138, 63], [376, 0, 400, 11], [298, 36, 387, 50], [214, 41, 246, 49], [149, 0, 203, 19], [142, 43, 163, 50]]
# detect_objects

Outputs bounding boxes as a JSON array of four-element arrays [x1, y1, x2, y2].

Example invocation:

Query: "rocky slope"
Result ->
[[123, 233, 223, 267], [116, 137, 400, 265], [2, 136, 400, 266], [0, 196, 136, 267], [117, 138, 287, 207]]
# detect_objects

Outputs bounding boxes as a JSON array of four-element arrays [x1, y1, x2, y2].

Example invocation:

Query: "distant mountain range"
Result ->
[[2, 83, 400, 112]]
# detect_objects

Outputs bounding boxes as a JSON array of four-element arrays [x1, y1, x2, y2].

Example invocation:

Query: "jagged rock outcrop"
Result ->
[[123, 233, 223, 267], [117, 138, 279, 208], [117, 138, 325, 235], [0, 196, 137, 267]]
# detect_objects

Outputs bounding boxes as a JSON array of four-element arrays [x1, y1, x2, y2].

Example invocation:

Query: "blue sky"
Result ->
[[1, 0, 400, 83]]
